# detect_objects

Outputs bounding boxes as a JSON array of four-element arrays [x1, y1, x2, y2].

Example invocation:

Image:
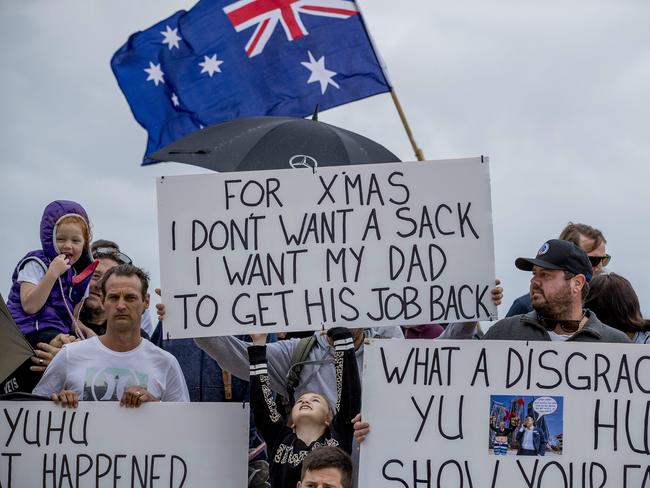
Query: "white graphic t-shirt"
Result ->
[[33, 336, 189, 402]]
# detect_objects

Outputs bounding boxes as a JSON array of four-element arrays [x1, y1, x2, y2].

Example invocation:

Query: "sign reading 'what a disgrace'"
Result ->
[[359, 339, 650, 488], [0, 402, 248, 488], [157, 158, 496, 338]]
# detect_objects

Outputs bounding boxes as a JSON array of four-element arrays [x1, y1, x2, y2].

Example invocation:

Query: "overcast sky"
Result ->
[[1, 0, 649, 321]]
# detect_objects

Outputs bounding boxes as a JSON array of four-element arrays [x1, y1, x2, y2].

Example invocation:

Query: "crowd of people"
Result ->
[[1, 200, 648, 487]]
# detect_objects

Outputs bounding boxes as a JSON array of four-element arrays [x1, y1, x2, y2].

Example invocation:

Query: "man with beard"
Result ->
[[505, 223, 610, 317], [78, 244, 123, 336], [483, 239, 629, 342]]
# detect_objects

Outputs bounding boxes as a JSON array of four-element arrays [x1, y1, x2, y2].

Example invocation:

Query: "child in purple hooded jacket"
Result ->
[[7, 200, 97, 347]]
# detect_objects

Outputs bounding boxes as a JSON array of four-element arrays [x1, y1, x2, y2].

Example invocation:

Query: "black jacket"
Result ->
[[248, 328, 360, 488]]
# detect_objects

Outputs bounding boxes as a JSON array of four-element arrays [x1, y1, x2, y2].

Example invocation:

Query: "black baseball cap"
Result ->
[[515, 239, 593, 282]]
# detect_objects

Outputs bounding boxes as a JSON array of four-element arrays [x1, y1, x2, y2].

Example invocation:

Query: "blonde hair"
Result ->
[[289, 392, 334, 428]]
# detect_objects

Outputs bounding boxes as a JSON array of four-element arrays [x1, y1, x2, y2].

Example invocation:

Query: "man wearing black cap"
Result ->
[[483, 239, 629, 342], [505, 222, 610, 317]]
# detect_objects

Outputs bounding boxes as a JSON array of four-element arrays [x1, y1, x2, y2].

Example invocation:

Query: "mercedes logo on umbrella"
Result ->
[[150, 116, 400, 172], [289, 154, 318, 171]]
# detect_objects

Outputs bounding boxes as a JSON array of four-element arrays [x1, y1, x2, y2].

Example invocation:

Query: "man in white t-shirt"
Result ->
[[33, 264, 189, 406]]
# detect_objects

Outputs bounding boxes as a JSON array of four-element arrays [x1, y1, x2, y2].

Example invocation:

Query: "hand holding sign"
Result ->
[[120, 386, 158, 408], [51, 390, 79, 408]]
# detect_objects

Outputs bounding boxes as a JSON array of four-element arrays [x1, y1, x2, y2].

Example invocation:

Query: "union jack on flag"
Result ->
[[111, 0, 390, 163], [224, 0, 359, 57]]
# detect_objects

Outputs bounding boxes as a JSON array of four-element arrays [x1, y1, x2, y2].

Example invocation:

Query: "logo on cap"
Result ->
[[537, 242, 550, 256]]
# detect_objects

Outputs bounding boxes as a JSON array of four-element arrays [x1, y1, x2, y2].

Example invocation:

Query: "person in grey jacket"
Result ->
[[194, 326, 401, 408], [195, 326, 398, 488], [484, 239, 629, 343]]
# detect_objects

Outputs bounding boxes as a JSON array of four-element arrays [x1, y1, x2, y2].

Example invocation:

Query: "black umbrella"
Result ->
[[150, 116, 400, 172], [0, 294, 33, 385]]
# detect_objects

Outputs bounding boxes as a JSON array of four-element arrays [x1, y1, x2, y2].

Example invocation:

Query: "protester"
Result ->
[[248, 328, 360, 488], [196, 327, 397, 410], [584, 273, 650, 344], [28, 240, 159, 375], [298, 446, 353, 488], [483, 239, 629, 342], [6, 200, 96, 347], [85, 239, 157, 337], [506, 222, 610, 317], [33, 264, 189, 406], [516, 416, 547, 456], [78, 243, 122, 336]]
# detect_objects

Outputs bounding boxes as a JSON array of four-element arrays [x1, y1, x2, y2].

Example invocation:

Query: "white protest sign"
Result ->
[[0, 401, 248, 488], [359, 339, 650, 488], [157, 158, 496, 338]]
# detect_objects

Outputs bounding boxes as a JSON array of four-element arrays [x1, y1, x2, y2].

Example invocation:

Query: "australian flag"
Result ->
[[111, 0, 392, 164]]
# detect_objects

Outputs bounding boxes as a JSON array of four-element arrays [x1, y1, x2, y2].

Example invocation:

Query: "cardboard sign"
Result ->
[[157, 158, 496, 338], [359, 339, 650, 487], [0, 401, 248, 487]]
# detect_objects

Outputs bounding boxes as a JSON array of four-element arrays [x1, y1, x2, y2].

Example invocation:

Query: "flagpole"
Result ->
[[351, 0, 425, 162], [389, 90, 425, 161]]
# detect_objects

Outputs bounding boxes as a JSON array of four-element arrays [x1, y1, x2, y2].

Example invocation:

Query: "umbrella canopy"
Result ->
[[150, 116, 400, 172], [0, 294, 33, 384]]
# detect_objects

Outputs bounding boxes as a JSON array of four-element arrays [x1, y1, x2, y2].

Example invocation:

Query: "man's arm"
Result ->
[[32, 345, 69, 398], [505, 294, 532, 318], [195, 335, 299, 397]]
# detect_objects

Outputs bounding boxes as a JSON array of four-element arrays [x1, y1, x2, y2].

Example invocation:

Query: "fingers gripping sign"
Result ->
[[51, 390, 79, 408], [155, 287, 166, 321], [352, 413, 370, 443], [120, 385, 159, 408], [491, 278, 503, 306]]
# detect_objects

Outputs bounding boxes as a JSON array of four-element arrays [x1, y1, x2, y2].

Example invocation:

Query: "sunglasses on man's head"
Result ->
[[588, 254, 611, 267], [92, 246, 133, 265]]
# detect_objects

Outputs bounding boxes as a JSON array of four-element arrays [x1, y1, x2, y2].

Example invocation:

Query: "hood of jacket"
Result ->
[[40, 200, 93, 270]]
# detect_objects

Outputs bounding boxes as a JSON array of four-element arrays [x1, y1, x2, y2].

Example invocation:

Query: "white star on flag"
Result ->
[[301, 51, 340, 95], [144, 62, 165, 86], [199, 54, 224, 77], [161, 25, 182, 50], [171, 93, 180, 106]]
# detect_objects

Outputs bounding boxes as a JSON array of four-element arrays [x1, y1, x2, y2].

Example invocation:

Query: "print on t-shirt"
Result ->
[[83, 367, 149, 401]]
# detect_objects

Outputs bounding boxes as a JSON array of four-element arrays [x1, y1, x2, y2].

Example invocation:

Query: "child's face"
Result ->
[[55, 222, 85, 265], [291, 393, 331, 426]]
